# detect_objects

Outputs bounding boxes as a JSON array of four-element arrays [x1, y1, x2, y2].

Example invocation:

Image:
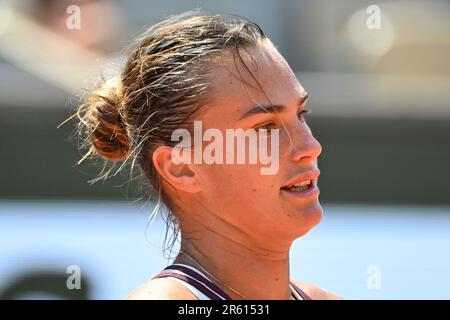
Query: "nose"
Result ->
[[289, 125, 322, 163]]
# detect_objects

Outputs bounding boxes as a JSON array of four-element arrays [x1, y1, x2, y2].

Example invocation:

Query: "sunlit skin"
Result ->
[[127, 39, 341, 300]]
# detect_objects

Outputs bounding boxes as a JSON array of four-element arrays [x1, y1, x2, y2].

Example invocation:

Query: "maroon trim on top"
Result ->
[[152, 270, 224, 300], [290, 281, 312, 300], [151, 264, 232, 300], [152, 263, 311, 301], [167, 264, 233, 300]]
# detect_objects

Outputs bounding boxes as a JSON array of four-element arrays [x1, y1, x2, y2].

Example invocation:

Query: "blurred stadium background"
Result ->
[[0, 0, 449, 299]]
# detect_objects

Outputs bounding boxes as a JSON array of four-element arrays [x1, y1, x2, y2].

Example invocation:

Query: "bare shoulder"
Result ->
[[292, 280, 343, 300], [125, 278, 198, 300]]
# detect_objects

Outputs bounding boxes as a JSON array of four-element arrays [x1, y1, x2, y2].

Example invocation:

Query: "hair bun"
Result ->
[[87, 77, 131, 161]]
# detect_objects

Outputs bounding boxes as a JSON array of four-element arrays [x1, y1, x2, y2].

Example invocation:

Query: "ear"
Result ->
[[152, 146, 201, 194]]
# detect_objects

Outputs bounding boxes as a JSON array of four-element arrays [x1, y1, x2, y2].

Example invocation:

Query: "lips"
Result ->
[[281, 169, 320, 189], [280, 169, 320, 196], [281, 183, 312, 192]]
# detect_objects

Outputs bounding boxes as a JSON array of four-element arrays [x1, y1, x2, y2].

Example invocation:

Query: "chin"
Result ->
[[292, 202, 323, 237]]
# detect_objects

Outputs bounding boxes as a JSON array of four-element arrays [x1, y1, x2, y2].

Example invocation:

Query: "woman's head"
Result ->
[[75, 10, 322, 255]]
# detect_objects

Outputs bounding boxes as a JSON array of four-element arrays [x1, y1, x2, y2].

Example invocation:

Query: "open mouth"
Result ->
[[280, 180, 314, 193], [280, 169, 320, 197]]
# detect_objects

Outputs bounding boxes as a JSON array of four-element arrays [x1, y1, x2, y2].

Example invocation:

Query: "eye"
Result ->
[[298, 109, 311, 123], [254, 121, 277, 132]]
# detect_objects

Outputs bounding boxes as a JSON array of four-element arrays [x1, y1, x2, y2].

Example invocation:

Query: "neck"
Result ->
[[173, 228, 293, 300]]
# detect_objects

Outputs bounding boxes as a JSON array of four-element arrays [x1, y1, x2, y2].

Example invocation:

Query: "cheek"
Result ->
[[200, 164, 278, 204]]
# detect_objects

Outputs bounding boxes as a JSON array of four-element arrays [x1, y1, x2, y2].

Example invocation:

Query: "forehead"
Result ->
[[201, 41, 306, 124]]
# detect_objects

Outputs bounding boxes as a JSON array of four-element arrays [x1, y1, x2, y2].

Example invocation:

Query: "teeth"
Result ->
[[287, 185, 309, 192], [281, 181, 313, 192], [281, 180, 313, 191], [294, 180, 311, 187]]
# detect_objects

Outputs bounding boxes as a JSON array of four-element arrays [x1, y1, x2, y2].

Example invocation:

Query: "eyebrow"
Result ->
[[239, 94, 309, 120]]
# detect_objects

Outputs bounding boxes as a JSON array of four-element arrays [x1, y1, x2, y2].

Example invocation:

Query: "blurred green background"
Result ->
[[1, 107, 449, 204]]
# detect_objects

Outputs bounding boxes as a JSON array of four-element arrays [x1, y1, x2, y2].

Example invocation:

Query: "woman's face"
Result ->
[[181, 40, 322, 246]]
